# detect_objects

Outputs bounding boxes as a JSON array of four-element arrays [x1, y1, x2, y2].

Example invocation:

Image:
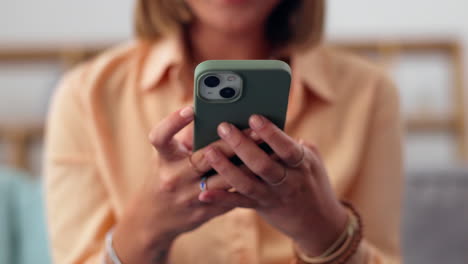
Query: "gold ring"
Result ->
[[270, 167, 288, 186], [288, 144, 305, 168]]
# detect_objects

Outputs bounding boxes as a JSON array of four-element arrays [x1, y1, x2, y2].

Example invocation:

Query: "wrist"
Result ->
[[113, 223, 175, 264], [293, 201, 363, 264], [112, 195, 177, 264], [294, 203, 349, 257]]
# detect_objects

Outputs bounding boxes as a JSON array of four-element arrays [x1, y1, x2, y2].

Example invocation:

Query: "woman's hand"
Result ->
[[200, 115, 349, 257], [112, 106, 241, 264]]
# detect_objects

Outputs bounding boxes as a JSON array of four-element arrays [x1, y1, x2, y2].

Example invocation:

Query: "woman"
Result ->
[[45, 0, 402, 263]]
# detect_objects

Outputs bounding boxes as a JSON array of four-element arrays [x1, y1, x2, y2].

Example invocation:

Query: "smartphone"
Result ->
[[193, 60, 291, 152]]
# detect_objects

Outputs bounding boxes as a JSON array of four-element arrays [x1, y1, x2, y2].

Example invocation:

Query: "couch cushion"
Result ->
[[0, 168, 18, 264], [0, 168, 51, 264], [403, 167, 468, 264]]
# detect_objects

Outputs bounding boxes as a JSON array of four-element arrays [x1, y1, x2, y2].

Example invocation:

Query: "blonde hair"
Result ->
[[134, 0, 325, 50]]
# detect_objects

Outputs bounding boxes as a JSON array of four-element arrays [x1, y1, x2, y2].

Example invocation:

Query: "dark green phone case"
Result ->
[[193, 60, 291, 151]]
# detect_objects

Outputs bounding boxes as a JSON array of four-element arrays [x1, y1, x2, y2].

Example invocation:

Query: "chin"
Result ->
[[218, 0, 252, 5], [212, 16, 260, 33], [186, 0, 281, 33]]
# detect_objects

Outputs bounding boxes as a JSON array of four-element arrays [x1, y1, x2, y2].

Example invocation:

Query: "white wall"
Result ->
[[2, 0, 467, 43], [1, 0, 468, 171], [0, 0, 133, 44], [327, 0, 468, 39]]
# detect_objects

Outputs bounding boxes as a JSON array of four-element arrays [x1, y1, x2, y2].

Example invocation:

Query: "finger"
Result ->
[[176, 122, 194, 152], [249, 115, 304, 167], [197, 174, 232, 191], [182, 130, 259, 182], [149, 106, 194, 160], [248, 130, 262, 142], [199, 190, 257, 208], [204, 146, 267, 200], [189, 129, 257, 176], [217, 122, 284, 184]]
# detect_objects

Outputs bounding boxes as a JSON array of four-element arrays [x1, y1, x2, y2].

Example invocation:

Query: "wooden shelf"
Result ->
[[334, 39, 461, 53], [0, 126, 44, 172], [406, 117, 457, 132], [0, 44, 108, 61], [0, 45, 107, 68]]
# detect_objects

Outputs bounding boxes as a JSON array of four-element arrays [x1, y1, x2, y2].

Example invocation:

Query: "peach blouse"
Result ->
[[45, 34, 402, 264]]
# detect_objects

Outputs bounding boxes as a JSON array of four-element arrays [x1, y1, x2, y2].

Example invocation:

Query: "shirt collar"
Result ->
[[291, 46, 336, 102], [139, 33, 335, 102], [139, 33, 186, 91]]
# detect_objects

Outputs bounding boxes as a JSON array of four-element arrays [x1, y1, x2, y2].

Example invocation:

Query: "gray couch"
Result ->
[[403, 167, 468, 264]]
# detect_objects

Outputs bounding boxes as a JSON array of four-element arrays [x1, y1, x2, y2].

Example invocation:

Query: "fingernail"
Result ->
[[199, 192, 213, 203], [249, 130, 260, 141], [218, 123, 232, 137], [250, 115, 265, 130], [204, 148, 220, 163], [180, 106, 193, 118]]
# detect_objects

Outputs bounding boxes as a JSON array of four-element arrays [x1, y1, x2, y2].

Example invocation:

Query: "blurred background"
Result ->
[[0, 0, 467, 263]]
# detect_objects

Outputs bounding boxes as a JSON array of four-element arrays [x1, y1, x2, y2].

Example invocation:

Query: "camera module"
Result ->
[[219, 87, 236, 99], [204, 76, 220, 88]]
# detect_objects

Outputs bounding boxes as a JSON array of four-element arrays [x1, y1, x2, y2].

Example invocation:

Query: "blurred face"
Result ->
[[185, 0, 281, 33]]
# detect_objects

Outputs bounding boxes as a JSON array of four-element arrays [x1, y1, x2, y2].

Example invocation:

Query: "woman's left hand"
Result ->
[[200, 115, 349, 257]]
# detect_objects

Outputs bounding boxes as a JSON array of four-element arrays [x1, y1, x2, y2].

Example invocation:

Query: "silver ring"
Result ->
[[200, 176, 208, 192], [270, 167, 288, 186]]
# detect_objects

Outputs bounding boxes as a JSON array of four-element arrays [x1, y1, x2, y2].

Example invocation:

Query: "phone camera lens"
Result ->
[[219, 87, 236, 99], [204, 76, 220, 88]]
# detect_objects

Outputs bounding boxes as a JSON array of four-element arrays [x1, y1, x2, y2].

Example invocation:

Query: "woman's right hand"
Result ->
[[112, 106, 244, 264]]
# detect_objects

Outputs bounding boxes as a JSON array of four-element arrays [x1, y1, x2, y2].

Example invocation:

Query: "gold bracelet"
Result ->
[[329, 202, 363, 264], [318, 215, 352, 257], [294, 201, 363, 264]]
